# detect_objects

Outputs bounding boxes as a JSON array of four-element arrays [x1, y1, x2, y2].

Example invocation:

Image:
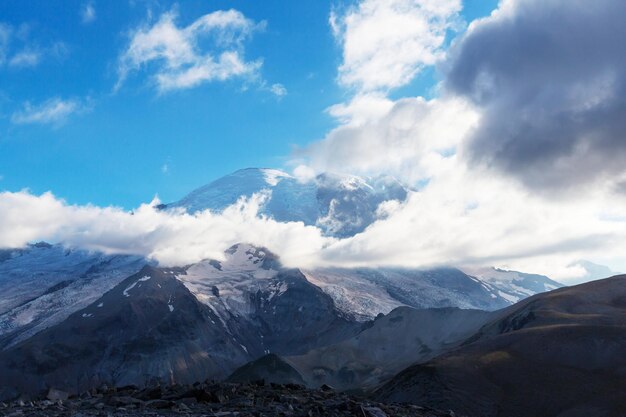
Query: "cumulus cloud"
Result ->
[[117, 9, 264, 92], [303, 93, 479, 183], [445, 0, 626, 191], [331, 0, 462, 92], [11, 97, 91, 126]]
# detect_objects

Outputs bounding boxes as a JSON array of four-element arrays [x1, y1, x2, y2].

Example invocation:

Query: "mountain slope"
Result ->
[[286, 306, 493, 391], [303, 267, 512, 319], [0, 266, 252, 399], [0, 244, 146, 349], [175, 244, 364, 355], [375, 275, 626, 417], [227, 353, 306, 385]]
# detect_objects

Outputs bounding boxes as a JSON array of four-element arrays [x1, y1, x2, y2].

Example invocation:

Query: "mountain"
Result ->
[[227, 353, 306, 385], [460, 266, 563, 304], [303, 267, 514, 320], [567, 260, 622, 284], [165, 168, 409, 237], [0, 244, 146, 349], [0, 246, 366, 399], [0, 241, 561, 360], [0, 265, 252, 399], [375, 275, 626, 417], [285, 306, 493, 391]]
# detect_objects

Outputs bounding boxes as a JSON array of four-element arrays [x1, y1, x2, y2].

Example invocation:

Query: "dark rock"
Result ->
[[146, 399, 174, 409], [361, 406, 388, 417], [46, 389, 68, 401]]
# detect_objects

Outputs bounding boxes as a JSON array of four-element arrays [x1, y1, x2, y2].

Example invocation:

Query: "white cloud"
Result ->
[[11, 97, 90, 126], [331, 0, 462, 92], [1, 183, 626, 281], [117, 9, 264, 92], [8, 50, 40, 67], [161, 163, 169, 174], [270, 83, 287, 97], [304, 94, 479, 183], [0, 191, 331, 268], [281, 0, 626, 281], [81, 2, 96, 24], [0, 22, 66, 69], [315, 161, 626, 282]]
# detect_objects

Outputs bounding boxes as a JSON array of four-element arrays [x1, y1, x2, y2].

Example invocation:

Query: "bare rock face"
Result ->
[[375, 275, 626, 417], [286, 306, 494, 391], [46, 388, 68, 401]]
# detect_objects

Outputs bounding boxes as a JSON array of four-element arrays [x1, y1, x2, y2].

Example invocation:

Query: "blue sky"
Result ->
[[0, 0, 497, 208]]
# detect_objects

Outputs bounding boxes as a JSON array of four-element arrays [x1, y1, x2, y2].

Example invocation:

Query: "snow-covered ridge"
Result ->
[[460, 266, 564, 304], [165, 168, 410, 238], [175, 243, 281, 318]]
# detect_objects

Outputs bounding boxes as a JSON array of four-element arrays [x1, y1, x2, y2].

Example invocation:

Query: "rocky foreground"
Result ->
[[0, 382, 457, 417]]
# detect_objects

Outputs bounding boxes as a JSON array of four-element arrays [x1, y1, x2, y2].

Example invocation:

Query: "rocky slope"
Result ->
[[375, 275, 626, 417], [285, 307, 493, 391]]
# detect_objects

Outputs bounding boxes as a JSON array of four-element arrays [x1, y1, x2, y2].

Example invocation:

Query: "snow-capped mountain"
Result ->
[[0, 167, 568, 397], [0, 242, 556, 354], [165, 168, 409, 237]]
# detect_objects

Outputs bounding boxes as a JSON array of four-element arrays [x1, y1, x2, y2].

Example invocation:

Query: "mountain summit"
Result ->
[[165, 168, 409, 237]]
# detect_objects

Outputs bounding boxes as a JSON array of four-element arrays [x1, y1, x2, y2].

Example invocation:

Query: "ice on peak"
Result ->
[[260, 168, 291, 186], [166, 168, 410, 238]]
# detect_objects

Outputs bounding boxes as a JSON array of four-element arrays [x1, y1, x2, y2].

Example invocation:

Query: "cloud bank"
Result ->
[[1, 185, 625, 282]]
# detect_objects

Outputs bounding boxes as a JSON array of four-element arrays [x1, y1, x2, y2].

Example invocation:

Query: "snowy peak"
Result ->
[[175, 244, 282, 316], [460, 266, 564, 304], [221, 243, 281, 273], [166, 168, 410, 237]]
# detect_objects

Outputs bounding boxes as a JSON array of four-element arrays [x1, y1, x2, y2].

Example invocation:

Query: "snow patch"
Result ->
[[123, 275, 151, 297]]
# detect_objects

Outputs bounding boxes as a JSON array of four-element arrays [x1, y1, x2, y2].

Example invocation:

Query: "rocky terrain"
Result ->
[[0, 381, 456, 417]]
